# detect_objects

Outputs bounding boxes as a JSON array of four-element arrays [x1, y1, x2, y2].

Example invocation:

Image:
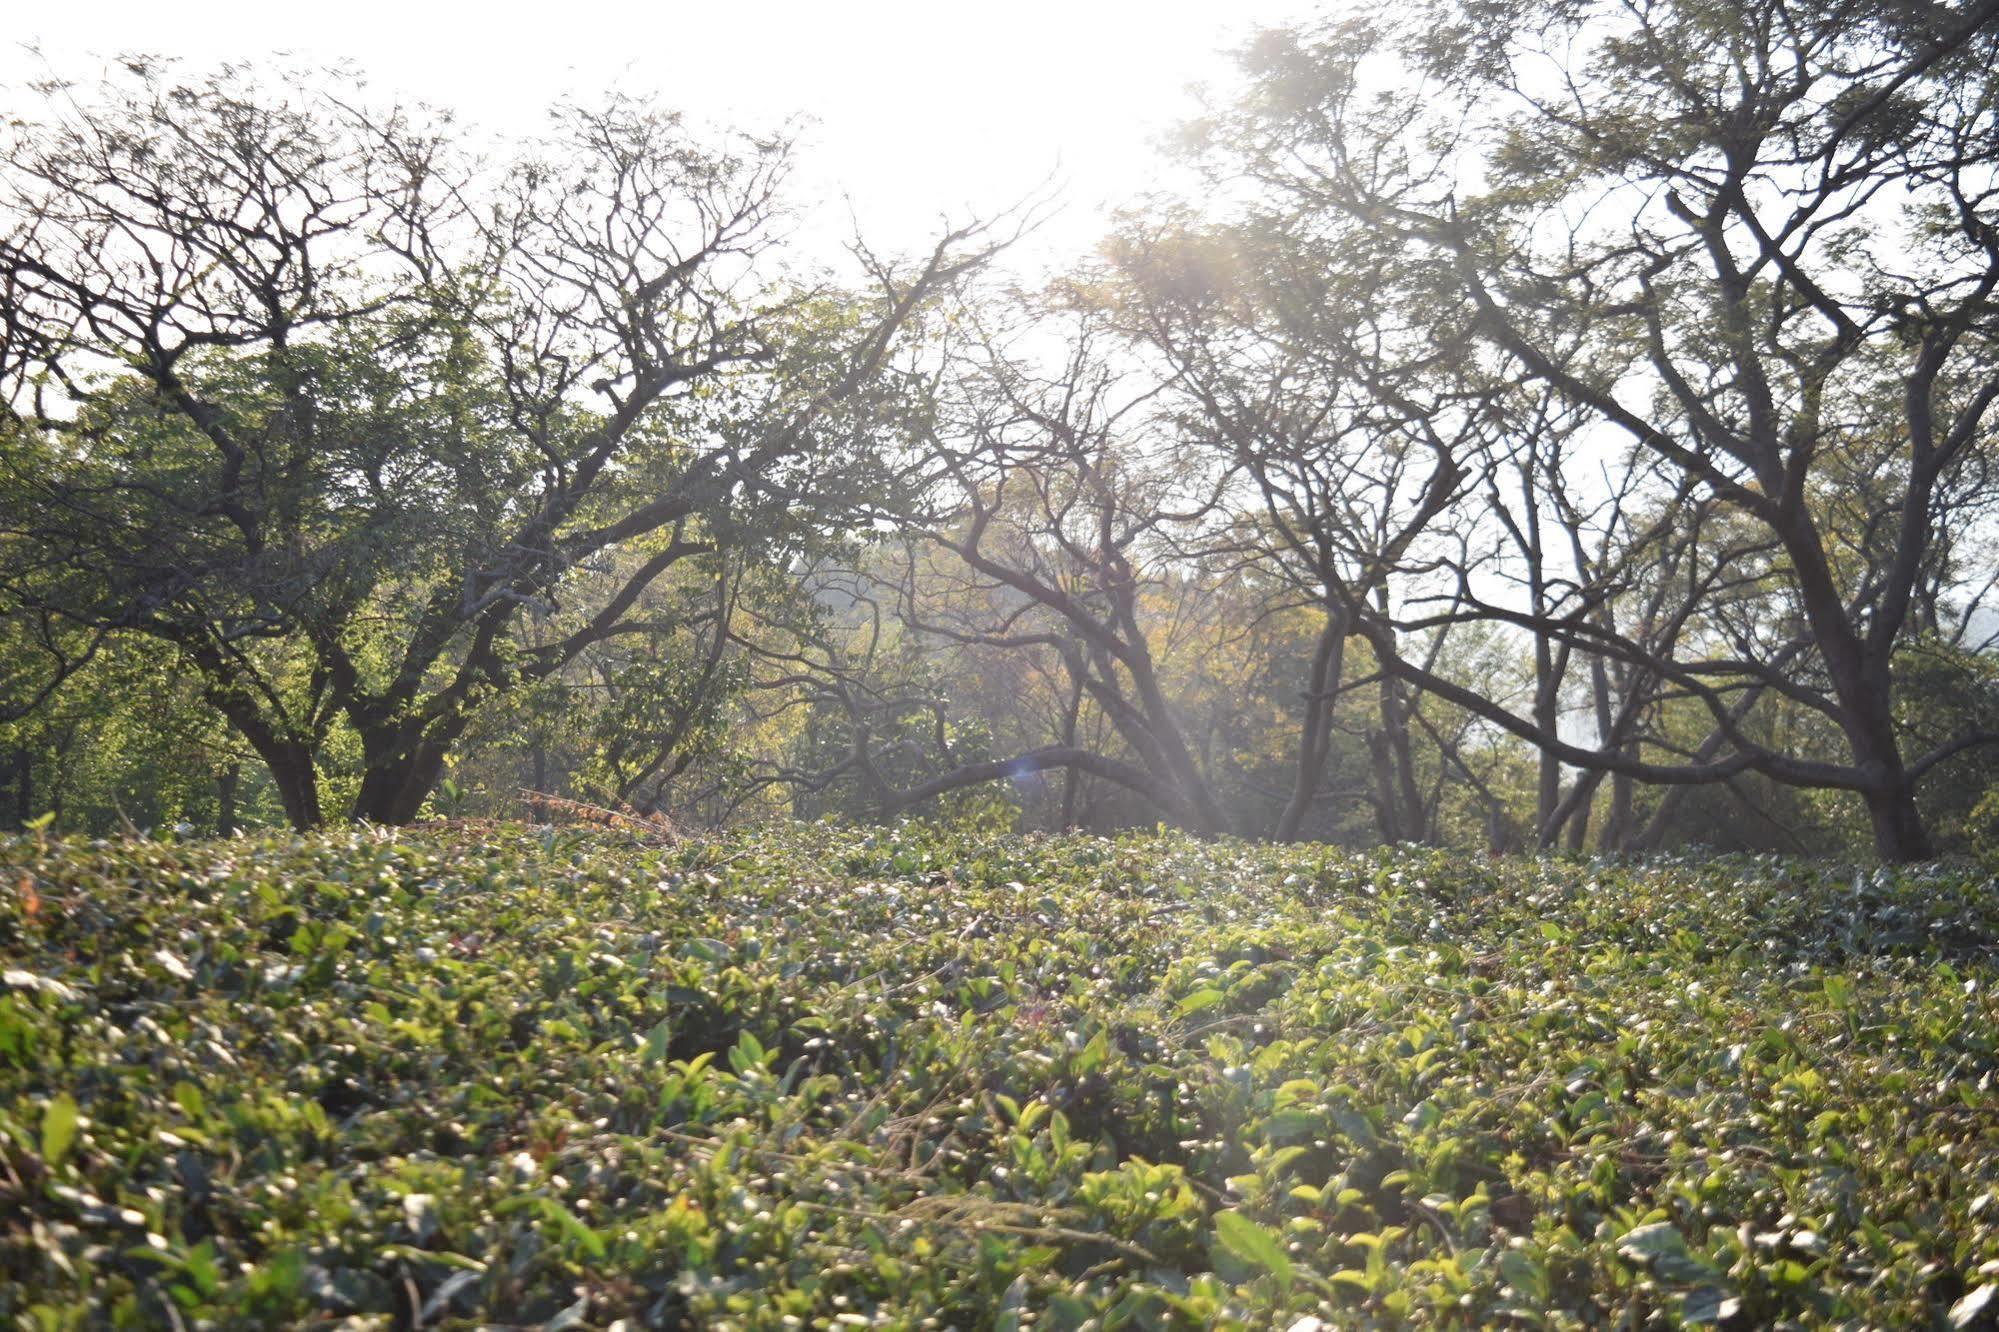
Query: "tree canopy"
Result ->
[[5, 4, 1999, 862]]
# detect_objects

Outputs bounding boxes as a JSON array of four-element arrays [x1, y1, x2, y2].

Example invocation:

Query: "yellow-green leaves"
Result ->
[[3, 823, 1997, 1327], [1213, 1209, 1293, 1286], [39, 1092, 78, 1167]]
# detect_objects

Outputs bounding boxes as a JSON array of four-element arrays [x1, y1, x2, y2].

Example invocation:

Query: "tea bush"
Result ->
[[2, 823, 1996, 1329]]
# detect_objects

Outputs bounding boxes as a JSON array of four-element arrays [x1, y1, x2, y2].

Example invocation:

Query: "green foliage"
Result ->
[[0, 68, 980, 832], [1970, 789, 1999, 877], [1898, 641, 1999, 851], [1, 825, 1996, 1327], [0, 636, 263, 836]]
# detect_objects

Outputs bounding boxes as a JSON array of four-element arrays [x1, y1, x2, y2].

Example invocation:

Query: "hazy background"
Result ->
[[3, 0, 1308, 263]]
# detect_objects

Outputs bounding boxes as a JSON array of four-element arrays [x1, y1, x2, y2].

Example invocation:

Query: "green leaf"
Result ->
[[538, 1198, 606, 1261], [1261, 1109, 1319, 1142], [1615, 1221, 1686, 1262], [640, 1018, 671, 1066], [183, 1239, 221, 1298], [1175, 987, 1226, 1017], [1213, 1210, 1293, 1285], [40, 1094, 78, 1167], [1498, 1249, 1548, 1302], [1616, 1221, 1716, 1284]]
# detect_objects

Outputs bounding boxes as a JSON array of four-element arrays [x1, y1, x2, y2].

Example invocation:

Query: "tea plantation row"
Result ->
[[2, 823, 1996, 1329]]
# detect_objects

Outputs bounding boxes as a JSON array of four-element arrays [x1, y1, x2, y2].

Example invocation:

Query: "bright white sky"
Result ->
[[4, 0, 1314, 269]]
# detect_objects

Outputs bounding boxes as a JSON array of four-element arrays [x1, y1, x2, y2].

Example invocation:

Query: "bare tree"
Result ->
[[1109, 220, 1486, 839], [0, 62, 1004, 826], [1205, 0, 1999, 858]]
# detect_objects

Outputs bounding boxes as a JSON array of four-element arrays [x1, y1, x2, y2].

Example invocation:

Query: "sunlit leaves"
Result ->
[[0, 822, 1994, 1327]]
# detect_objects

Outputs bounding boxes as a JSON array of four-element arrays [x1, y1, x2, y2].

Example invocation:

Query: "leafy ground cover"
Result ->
[[2, 823, 1997, 1330]]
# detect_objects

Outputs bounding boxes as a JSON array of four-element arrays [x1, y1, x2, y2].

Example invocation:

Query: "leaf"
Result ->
[[683, 938, 731, 963], [1274, 1079, 1320, 1107], [1072, 1030, 1108, 1076], [1213, 1209, 1293, 1284], [537, 1198, 605, 1261], [183, 1239, 221, 1298], [1951, 1284, 1998, 1329], [1615, 1221, 1687, 1262], [1616, 1221, 1716, 1285], [40, 1093, 79, 1167], [1498, 1249, 1548, 1302], [728, 1029, 769, 1074], [1681, 1286, 1741, 1325], [1176, 987, 1226, 1017], [1262, 1109, 1319, 1142], [419, 1269, 482, 1323]]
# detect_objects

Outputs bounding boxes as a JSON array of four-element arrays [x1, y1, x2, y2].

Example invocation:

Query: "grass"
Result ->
[[2, 820, 1996, 1329]]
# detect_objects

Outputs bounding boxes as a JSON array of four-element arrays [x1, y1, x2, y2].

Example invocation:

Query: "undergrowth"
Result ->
[[2, 823, 1995, 1329]]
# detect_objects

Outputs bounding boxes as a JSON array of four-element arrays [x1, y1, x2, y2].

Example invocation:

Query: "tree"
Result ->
[[744, 292, 1251, 833], [1203, 0, 1999, 859], [1107, 218, 1484, 840], [0, 62, 1002, 827]]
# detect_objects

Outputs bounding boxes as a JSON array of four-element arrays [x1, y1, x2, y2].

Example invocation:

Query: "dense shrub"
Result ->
[[2, 824, 1996, 1328], [1972, 790, 1999, 877]]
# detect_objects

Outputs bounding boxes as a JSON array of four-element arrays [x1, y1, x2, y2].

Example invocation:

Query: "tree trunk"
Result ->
[[1533, 670, 1562, 848], [1127, 666, 1232, 836], [1368, 676, 1429, 843], [197, 673, 324, 831], [351, 737, 451, 824], [1605, 766, 1634, 852], [1367, 725, 1401, 843], [1831, 658, 1935, 862], [216, 764, 239, 837], [1390, 691, 1428, 842], [1276, 609, 1346, 842], [1531, 753, 1562, 847], [1370, 672, 1429, 845], [1562, 776, 1595, 852], [262, 743, 322, 831], [1778, 522, 1935, 862], [1839, 687, 1935, 862], [1058, 676, 1084, 830], [1565, 652, 1621, 852], [1862, 771, 1934, 862]]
